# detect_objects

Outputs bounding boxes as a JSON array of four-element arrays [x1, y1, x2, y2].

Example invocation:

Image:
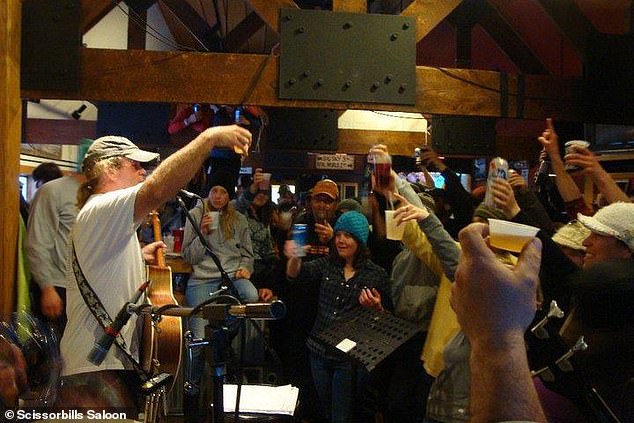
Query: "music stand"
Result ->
[[313, 307, 422, 372]]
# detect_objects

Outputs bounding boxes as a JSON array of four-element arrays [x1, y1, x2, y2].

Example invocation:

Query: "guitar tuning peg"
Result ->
[[530, 300, 565, 339], [555, 336, 588, 372]]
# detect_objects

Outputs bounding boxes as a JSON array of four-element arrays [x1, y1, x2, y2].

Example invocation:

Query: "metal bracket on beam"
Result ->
[[279, 8, 416, 105]]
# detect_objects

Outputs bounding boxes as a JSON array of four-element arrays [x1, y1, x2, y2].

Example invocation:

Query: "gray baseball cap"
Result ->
[[82, 135, 159, 171]]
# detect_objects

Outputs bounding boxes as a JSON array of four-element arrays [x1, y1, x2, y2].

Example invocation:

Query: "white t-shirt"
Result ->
[[60, 184, 144, 376]]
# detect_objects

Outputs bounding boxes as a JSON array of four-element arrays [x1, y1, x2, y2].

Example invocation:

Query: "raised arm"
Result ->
[[564, 146, 631, 204], [538, 118, 584, 203], [135, 124, 251, 222], [453, 223, 546, 423]]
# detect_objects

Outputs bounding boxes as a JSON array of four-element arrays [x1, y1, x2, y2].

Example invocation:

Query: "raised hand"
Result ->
[[392, 192, 430, 223], [205, 124, 252, 156], [563, 146, 602, 176], [538, 118, 560, 159], [451, 222, 542, 347], [508, 170, 528, 190], [419, 146, 447, 171], [490, 179, 521, 219]]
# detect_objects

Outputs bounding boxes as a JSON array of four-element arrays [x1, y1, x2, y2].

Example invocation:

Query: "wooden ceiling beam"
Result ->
[[338, 129, 421, 156], [401, 0, 463, 42], [333, 0, 367, 13], [537, 0, 597, 62], [476, 1, 549, 75], [81, 0, 121, 34], [224, 11, 266, 52], [245, 0, 299, 36], [20, 48, 588, 121], [160, 0, 216, 50], [24, 118, 96, 145]]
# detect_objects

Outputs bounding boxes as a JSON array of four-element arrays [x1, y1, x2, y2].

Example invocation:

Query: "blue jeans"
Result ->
[[185, 278, 258, 389], [310, 352, 366, 423]]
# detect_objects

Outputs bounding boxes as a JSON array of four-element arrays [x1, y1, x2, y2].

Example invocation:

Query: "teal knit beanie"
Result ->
[[334, 211, 369, 245]]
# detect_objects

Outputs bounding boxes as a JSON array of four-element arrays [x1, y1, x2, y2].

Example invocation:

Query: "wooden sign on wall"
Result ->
[[315, 153, 355, 170]]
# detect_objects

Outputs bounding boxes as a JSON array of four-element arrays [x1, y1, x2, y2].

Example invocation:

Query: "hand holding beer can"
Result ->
[[292, 224, 308, 257], [483, 157, 509, 208]]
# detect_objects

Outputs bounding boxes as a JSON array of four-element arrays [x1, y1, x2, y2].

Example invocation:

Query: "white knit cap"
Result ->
[[552, 221, 591, 252], [577, 202, 634, 252]]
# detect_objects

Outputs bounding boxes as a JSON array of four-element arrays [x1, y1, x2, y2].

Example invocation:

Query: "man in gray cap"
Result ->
[[58, 126, 251, 411]]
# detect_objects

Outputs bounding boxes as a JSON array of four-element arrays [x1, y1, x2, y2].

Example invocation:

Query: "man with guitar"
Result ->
[[57, 125, 251, 413]]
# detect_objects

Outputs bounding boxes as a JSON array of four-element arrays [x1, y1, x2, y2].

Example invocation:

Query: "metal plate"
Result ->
[[266, 108, 338, 151], [21, 0, 81, 92], [279, 8, 416, 105]]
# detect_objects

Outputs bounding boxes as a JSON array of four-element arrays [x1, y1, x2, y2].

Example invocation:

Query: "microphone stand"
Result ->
[[129, 301, 287, 423], [175, 196, 241, 302]]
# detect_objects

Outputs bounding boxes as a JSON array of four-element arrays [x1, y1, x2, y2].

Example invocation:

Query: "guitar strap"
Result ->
[[71, 241, 149, 381]]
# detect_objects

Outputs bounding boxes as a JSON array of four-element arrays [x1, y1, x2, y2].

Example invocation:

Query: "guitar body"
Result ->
[[141, 212, 183, 392]]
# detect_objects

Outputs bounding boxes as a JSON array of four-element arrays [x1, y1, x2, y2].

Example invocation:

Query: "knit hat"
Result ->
[[336, 198, 361, 213], [208, 169, 237, 199], [577, 202, 634, 252], [82, 135, 159, 172], [473, 203, 507, 222], [552, 221, 591, 252], [334, 211, 369, 245], [313, 179, 339, 200]]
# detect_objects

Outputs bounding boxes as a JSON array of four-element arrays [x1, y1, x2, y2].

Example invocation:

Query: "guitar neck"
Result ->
[[151, 211, 166, 268]]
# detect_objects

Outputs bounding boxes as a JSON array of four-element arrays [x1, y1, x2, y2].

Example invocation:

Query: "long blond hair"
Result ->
[[204, 198, 238, 240], [77, 157, 124, 209]]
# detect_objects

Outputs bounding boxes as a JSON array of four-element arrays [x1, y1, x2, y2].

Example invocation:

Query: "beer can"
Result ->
[[414, 147, 422, 165], [483, 157, 509, 208], [292, 224, 308, 257]]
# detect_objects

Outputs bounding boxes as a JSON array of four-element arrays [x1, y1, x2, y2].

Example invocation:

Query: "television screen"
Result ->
[[592, 124, 634, 152]]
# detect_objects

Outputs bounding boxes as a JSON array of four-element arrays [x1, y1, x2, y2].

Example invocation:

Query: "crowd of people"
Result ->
[[3, 117, 633, 423]]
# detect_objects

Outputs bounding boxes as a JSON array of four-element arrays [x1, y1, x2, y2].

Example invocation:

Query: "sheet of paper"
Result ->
[[223, 384, 299, 415], [336, 338, 357, 353]]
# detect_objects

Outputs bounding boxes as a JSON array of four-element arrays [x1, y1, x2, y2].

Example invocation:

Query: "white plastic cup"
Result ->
[[385, 210, 405, 241], [488, 219, 539, 253], [207, 211, 220, 230], [259, 173, 272, 190], [564, 140, 590, 172]]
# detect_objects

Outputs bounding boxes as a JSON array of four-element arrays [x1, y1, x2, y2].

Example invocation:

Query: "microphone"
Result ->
[[228, 301, 287, 320], [203, 300, 287, 321], [88, 281, 150, 366], [179, 189, 203, 200]]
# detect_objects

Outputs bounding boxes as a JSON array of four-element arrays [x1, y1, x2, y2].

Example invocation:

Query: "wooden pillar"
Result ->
[[0, 0, 21, 321]]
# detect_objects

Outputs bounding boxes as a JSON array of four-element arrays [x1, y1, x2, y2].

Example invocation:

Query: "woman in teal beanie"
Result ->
[[286, 210, 392, 423]]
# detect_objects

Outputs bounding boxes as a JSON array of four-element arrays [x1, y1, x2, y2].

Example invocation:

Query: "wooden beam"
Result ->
[[477, 1, 549, 75], [401, 0, 463, 42], [1, 0, 21, 320], [25, 119, 96, 144], [224, 12, 265, 52], [158, 1, 199, 51], [245, 0, 299, 35], [81, 0, 120, 34], [333, 0, 367, 13], [128, 8, 147, 49], [537, 0, 597, 62], [338, 129, 421, 156], [160, 0, 216, 50], [21, 48, 588, 121]]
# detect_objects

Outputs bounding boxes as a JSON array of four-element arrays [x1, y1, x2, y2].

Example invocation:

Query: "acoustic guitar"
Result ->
[[141, 211, 183, 392]]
